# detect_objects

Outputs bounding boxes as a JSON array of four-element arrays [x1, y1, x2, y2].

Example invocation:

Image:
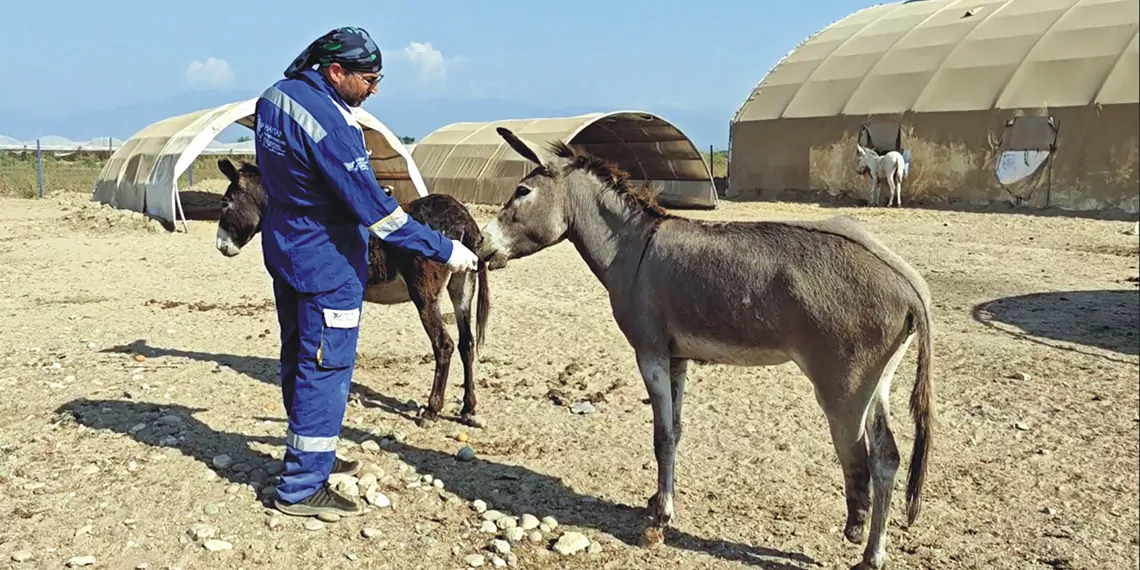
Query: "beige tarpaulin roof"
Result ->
[[92, 98, 428, 229], [412, 111, 718, 208], [735, 0, 1140, 122]]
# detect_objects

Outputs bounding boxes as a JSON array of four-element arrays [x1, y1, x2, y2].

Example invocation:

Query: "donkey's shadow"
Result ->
[[59, 398, 818, 570], [381, 439, 821, 569]]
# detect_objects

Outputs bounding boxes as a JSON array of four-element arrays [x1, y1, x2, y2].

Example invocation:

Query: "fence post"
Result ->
[[36, 138, 44, 199]]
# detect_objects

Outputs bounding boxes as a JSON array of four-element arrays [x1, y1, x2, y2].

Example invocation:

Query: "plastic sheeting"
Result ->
[[412, 111, 718, 209], [734, 0, 1140, 121], [92, 98, 428, 228]]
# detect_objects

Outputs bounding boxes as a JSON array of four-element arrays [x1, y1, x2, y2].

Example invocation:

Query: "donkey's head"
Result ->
[[215, 159, 265, 257], [477, 127, 577, 270], [855, 144, 877, 176], [478, 127, 668, 270]]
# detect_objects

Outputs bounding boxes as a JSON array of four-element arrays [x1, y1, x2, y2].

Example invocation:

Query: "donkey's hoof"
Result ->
[[415, 409, 440, 427], [850, 562, 881, 570], [843, 523, 866, 544], [462, 414, 487, 429], [639, 526, 665, 548]]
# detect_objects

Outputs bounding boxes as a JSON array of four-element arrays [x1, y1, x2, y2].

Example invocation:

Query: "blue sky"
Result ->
[[0, 0, 876, 147]]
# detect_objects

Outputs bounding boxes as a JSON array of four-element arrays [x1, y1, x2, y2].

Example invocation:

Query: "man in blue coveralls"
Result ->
[[254, 27, 480, 518]]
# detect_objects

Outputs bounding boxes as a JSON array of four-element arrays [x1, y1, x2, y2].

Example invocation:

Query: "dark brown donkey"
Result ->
[[477, 128, 935, 570], [214, 158, 491, 428]]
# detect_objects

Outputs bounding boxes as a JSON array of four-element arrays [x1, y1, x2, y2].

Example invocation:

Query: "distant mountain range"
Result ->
[[0, 89, 731, 151]]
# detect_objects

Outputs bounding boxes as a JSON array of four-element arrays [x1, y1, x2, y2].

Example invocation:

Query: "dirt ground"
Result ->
[[1, 190, 1137, 570]]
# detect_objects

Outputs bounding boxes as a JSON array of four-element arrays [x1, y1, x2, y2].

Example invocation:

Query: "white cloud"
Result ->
[[186, 57, 233, 88], [400, 42, 464, 82]]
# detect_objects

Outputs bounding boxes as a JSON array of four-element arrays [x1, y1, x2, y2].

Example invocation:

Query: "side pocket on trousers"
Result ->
[[317, 307, 361, 370]]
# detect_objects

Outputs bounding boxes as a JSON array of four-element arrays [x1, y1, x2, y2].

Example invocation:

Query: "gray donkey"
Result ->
[[477, 127, 935, 570]]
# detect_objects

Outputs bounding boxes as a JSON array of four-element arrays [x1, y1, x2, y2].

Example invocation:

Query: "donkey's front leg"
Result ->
[[670, 357, 688, 446], [408, 279, 454, 427], [868, 175, 879, 207], [448, 270, 483, 429], [636, 352, 677, 548]]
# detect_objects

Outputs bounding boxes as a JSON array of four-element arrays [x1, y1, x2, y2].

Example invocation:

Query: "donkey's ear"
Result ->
[[497, 127, 551, 168], [239, 160, 260, 176], [218, 158, 238, 182]]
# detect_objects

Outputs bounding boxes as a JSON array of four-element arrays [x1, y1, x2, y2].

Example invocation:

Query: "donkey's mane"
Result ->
[[546, 140, 672, 219]]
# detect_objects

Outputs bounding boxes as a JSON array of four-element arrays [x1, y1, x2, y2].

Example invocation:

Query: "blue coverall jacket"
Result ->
[[255, 68, 454, 293]]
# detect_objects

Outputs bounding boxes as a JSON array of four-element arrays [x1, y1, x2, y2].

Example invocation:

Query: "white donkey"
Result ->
[[856, 145, 908, 207]]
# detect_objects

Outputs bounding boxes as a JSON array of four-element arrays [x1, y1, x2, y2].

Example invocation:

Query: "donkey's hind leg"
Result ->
[[854, 333, 914, 570], [893, 171, 903, 208], [447, 270, 483, 428], [822, 409, 872, 545], [855, 394, 900, 570], [883, 166, 897, 207]]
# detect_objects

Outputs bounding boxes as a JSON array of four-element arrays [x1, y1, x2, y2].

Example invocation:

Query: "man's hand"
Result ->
[[445, 240, 479, 272]]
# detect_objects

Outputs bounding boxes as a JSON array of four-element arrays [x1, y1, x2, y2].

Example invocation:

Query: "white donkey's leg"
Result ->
[[869, 173, 879, 206], [895, 168, 903, 208], [886, 172, 897, 207]]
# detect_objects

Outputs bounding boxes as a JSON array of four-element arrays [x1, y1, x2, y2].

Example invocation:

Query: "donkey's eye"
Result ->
[[514, 186, 531, 198]]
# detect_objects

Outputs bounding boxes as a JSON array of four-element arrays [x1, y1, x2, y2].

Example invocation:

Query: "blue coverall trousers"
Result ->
[[272, 275, 363, 503]]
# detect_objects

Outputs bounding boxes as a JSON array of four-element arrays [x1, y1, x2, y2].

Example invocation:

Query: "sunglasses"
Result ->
[[359, 72, 384, 87]]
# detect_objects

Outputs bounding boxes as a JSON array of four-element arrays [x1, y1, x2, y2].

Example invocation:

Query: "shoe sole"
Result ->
[[333, 463, 360, 477], [273, 500, 365, 518]]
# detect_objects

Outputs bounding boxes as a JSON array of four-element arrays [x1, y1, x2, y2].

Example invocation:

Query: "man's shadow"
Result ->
[[103, 339, 423, 423], [59, 398, 819, 569]]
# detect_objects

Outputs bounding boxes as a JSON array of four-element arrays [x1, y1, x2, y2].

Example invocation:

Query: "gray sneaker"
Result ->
[[332, 456, 360, 476], [274, 483, 364, 517]]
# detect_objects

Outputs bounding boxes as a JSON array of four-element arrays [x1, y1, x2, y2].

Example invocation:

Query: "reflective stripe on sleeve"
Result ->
[[369, 208, 409, 239]]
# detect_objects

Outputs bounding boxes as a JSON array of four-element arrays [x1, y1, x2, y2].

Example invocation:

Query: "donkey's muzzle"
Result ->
[[216, 227, 243, 257]]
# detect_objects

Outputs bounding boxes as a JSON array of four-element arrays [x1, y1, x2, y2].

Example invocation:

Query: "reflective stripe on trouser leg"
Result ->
[[276, 278, 363, 504]]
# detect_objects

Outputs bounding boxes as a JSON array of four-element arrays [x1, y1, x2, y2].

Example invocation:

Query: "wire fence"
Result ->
[[0, 143, 252, 199], [705, 146, 728, 178]]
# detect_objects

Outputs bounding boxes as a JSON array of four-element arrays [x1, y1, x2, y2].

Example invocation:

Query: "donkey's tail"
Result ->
[[474, 261, 491, 351], [905, 298, 934, 527]]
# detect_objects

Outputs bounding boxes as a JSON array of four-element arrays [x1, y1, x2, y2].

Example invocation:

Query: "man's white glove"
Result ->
[[445, 239, 479, 272]]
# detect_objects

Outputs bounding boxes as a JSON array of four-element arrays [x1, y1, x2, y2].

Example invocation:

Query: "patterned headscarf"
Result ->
[[284, 27, 383, 78]]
